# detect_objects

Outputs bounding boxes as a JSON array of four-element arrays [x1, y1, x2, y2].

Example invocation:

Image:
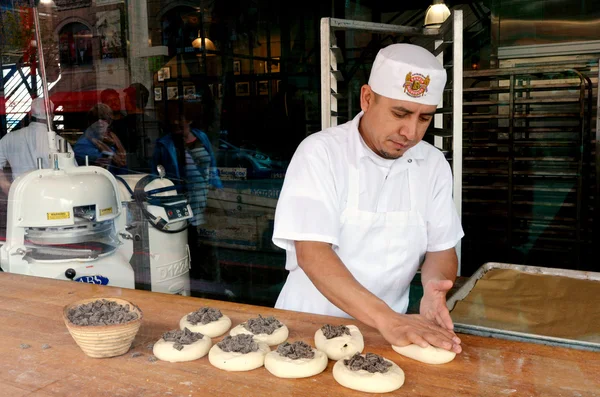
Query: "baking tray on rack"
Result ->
[[446, 262, 600, 352]]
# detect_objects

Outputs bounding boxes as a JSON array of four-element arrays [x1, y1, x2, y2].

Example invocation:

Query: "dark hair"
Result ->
[[87, 103, 113, 125], [100, 88, 119, 104], [124, 83, 149, 109]]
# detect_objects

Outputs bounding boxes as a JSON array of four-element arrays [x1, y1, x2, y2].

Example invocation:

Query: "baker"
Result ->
[[272, 44, 464, 353]]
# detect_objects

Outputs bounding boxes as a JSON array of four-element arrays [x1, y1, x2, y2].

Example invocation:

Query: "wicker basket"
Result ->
[[63, 297, 143, 358]]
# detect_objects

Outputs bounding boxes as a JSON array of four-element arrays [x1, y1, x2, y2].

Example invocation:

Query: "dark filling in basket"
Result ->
[[67, 299, 138, 326], [344, 353, 393, 374], [276, 341, 315, 360], [187, 307, 223, 325], [217, 334, 260, 354], [242, 315, 283, 335], [162, 328, 204, 351], [321, 324, 351, 339]]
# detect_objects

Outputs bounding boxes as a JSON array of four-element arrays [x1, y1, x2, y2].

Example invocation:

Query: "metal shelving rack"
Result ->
[[461, 64, 597, 272], [319, 12, 464, 272]]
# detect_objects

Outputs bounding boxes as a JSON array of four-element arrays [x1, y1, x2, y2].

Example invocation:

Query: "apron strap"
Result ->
[[346, 166, 360, 210]]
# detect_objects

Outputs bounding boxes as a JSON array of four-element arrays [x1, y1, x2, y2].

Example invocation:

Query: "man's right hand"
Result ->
[[376, 313, 462, 353]]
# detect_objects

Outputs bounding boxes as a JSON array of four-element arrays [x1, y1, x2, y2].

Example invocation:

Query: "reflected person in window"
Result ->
[[153, 110, 222, 226], [121, 83, 162, 170], [152, 109, 222, 280], [73, 103, 127, 174], [0, 98, 75, 195]]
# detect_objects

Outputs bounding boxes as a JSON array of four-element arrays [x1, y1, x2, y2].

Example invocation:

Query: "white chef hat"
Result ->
[[368, 43, 446, 106], [31, 97, 55, 119]]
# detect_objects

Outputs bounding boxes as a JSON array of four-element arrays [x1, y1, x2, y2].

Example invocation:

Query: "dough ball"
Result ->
[[208, 341, 270, 371], [264, 343, 328, 379], [152, 335, 212, 363], [391, 344, 456, 364], [230, 323, 289, 346], [314, 324, 364, 360], [332, 355, 405, 393], [179, 313, 232, 338]]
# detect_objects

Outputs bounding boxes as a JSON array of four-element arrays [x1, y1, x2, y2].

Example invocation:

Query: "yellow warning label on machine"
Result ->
[[47, 212, 70, 220], [100, 207, 113, 216]]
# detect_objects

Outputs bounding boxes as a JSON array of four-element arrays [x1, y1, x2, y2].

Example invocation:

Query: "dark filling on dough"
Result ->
[[187, 307, 223, 325], [276, 341, 315, 360], [321, 324, 351, 339], [67, 299, 138, 326], [162, 328, 204, 351], [217, 334, 260, 354], [242, 315, 283, 335], [344, 353, 393, 374]]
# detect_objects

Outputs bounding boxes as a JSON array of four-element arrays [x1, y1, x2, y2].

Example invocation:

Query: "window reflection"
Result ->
[[1, 0, 596, 308]]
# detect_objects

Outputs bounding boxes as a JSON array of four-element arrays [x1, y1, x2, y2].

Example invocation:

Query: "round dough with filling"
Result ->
[[179, 312, 232, 338], [153, 335, 212, 363], [230, 323, 289, 346], [264, 344, 328, 378], [333, 356, 405, 394], [208, 340, 270, 371], [314, 325, 364, 361], [391, 344, 456, 364]]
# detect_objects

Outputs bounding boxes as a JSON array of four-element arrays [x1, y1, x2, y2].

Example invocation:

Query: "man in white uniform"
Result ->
[[272, 44, 464, 353], [0, 98, 75, 194]]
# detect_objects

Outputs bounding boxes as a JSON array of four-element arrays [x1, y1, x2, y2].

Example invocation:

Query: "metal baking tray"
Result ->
[[446, 262, 600, 352]]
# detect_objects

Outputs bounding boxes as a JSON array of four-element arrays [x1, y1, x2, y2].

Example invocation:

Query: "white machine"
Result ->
[[0, 156, 193, 293], [115, 172, 193, 295], [0, 151, 136, 288]]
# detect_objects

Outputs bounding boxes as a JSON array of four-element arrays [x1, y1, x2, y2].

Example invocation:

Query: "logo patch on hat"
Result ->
[[403, 72, 430, 98]]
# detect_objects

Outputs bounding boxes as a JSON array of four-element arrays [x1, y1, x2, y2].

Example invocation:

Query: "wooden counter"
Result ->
[[0, 272, 598, 397]]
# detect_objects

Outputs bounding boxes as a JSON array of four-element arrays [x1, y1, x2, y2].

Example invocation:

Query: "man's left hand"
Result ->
[[420, 279, 456, 332]]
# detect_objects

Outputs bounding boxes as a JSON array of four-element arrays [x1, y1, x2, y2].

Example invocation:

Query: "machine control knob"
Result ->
[[65, 268, 76, 280]]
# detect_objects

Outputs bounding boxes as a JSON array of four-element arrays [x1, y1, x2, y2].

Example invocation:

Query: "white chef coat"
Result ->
[[0, 121, 76, 179], [272, 111, 464, 317]]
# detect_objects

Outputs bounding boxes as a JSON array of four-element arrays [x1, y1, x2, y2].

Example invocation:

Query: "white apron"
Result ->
[[275, 156, 428, 318]]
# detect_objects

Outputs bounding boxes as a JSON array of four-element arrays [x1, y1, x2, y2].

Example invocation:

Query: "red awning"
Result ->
[[50, 90, 102, 113]]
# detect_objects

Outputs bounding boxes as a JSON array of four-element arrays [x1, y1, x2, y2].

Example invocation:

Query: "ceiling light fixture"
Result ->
[[424, 0, 451, 28]]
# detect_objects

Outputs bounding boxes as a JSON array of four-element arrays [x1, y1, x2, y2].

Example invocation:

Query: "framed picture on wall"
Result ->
[[167, 86, 179, 100], [264, 58, 280, 73], [184, 85, 196, 100], [257, 81, 268, 95], [154, 87, 162, 101], [235, 82, 250, 96], [233, 60, 241, 75], [158, 66, 170, 81]]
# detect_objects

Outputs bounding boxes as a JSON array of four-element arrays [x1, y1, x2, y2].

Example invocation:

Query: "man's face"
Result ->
[[171, 116, 190, 135], [358, 85, 437, 159], [103, 94, 121, 112]]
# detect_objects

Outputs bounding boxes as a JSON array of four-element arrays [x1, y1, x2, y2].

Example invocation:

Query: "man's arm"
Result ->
[[103, 132, 127, 167], [296, 241, 461, 353], [0, 169, 12, 195], [421, 248, 457, 284]]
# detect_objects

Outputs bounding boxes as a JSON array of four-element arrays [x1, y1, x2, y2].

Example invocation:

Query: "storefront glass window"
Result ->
[[0, 0, 597, 307]]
